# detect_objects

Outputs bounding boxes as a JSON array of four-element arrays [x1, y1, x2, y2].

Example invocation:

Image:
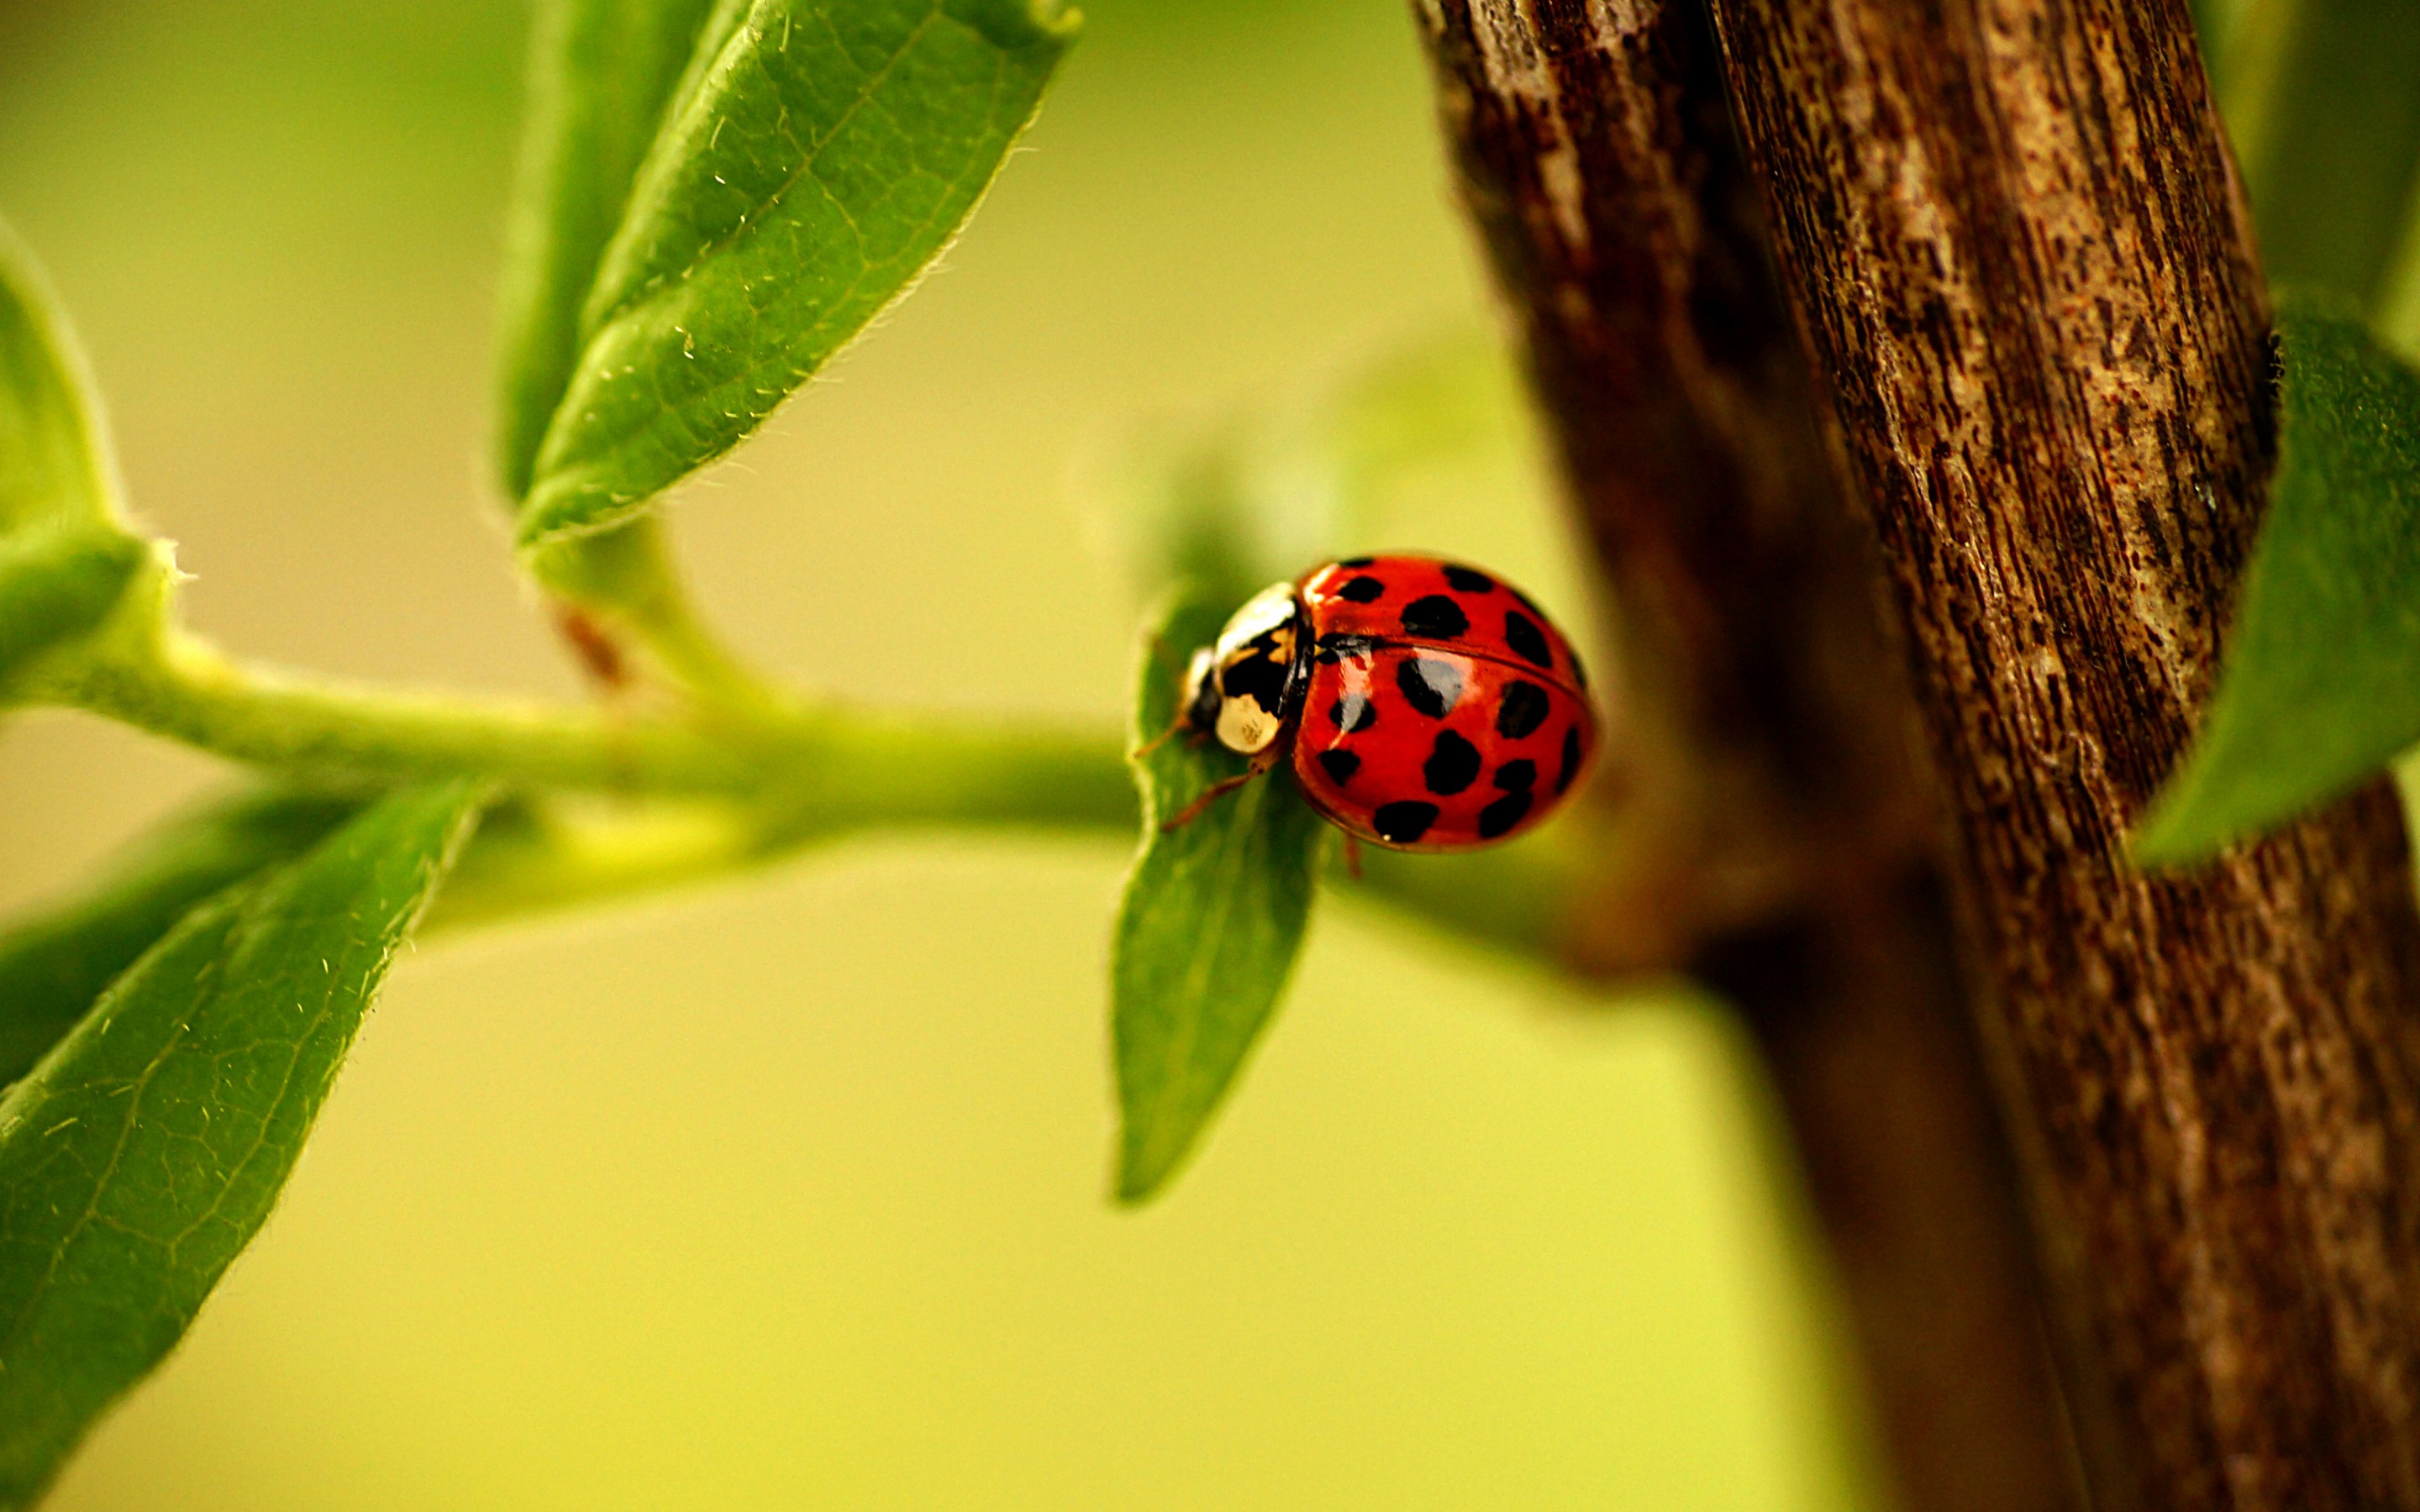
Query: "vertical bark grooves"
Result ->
[[1410, 4, 2078, 1509], [1709, 1, 2420, 1506]]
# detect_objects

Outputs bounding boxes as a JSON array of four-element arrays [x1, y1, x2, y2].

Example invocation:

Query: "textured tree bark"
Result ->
[[1708, 1, 2420, 1508], [1410, 4, 2079, 1509]]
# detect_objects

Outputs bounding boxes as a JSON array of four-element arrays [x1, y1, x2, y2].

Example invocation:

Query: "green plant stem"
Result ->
[[35, 627, 1135, 822], [34, 622, 1620, 967]]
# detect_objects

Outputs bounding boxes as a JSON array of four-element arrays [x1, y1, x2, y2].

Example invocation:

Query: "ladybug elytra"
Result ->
[[1172, 554, 1598, 850]]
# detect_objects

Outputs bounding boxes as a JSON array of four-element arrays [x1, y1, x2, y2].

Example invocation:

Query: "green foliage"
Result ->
[[0, 224, 151, 697], [1087, 328, 1535, 617], [0, 788, 360, 1088], [2220, 0, 2420, 310], [1112, 590, 1325, 1204], [0, 223, 121, 537], [516, 0, 1076, 548], [0, 782, 482, 1509], [2139, 298, 2420, 863], [0, 528, 145, 692], [492, 0, 728, 504]]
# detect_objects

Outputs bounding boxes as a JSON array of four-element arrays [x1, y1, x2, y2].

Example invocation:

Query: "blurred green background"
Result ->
[[0, 1, 1876, 1506]]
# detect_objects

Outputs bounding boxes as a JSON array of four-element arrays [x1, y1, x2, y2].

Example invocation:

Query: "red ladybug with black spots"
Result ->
[[1169, 554, 1598, 850]]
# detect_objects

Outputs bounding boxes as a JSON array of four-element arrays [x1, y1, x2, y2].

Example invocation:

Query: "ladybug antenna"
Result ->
[[1131, 711, 1190, 760]]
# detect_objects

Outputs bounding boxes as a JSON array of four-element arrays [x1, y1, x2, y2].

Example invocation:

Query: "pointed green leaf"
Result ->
[[2139, 297, 2420, 864], [0, 224, 152, 688], [518, 0, 1077, 546], [0, 526, 146, 692], [492, 0, 729, 502], [0, 781, 483, 1507], [0, 787, 361, 1089], [0, 222, 124, 537], [1112, 588, 1324, 1205]]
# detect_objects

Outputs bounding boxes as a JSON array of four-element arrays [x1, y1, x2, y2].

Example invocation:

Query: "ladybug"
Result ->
[[1168, 554, 1597, 850]]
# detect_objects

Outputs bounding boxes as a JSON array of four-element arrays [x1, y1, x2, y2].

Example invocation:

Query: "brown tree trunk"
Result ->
[[1708, 1, 2420, 1508], [1412, 4, 2080, 1509]]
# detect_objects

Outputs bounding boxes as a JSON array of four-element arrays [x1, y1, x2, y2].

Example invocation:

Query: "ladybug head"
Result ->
[[1181, 582, 1310, 755]]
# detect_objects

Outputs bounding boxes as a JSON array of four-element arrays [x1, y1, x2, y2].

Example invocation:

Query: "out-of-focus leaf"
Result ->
[[0, 781, 483, 1508], [2192, 0, 2242, 86], [2139, 297, 2420, 864], [493, 0, 729, 502], [0, 527, 146, 691], [518, 0, 1076, 546], [1112, 588, 1323, 1204], [1082, 328, 1570, 616], [1085, 422, 1293, 616], [0, 787, 362, 1088], [0, 223, 124, 537], [2222, 0, 2420, 309]]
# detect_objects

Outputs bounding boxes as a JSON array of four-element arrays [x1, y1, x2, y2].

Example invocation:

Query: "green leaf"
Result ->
[[0, 526, 147, 692], [518, 0, 1076, 547], [2138, 297, 2420, 864], [492, 0, 729, 503], [0, 223, 151, 688], [0, 787, 361, 1089], [0, 221, 123, 537], [0, 781, 483, 1507], [1112, 588, 1324, 1204]]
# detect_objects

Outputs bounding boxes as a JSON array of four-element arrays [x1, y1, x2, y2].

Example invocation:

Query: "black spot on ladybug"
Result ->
[[1555, 727, 1582, 794], [1316, 632, 1380, 664], [1493, 759, 1536, 791], [1328, 693, 1377, 732], [1423, 730, 1481, 795], [1336, 575, 1386, 603], [1372, 801, 1439, 844], [1317, 748, 1361, 785], [1396, 656, 1463, 718], [1503, 610, 1555, 669], [1401, 595, 1470, 638], [1496, 680, 1550, 739], [1338, 555, 1375, 568], [1442, 565, 1495, 594], [1478, 790, 1533, 839]]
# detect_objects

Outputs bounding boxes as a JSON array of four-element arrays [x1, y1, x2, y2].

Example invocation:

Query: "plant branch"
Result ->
[[32, 624, 1138, 827], [1710, 0, 2420, 1504], [1409, 5, 2077, 1509], [32, 597, 1667, 983]]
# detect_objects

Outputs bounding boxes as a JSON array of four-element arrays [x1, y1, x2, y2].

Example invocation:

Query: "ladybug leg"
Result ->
[[1137, 642, 1221, 760], [1130, 710, 1192, 760], [1339, 832, 1364, 880], [1159, 771, 1260, 832]]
